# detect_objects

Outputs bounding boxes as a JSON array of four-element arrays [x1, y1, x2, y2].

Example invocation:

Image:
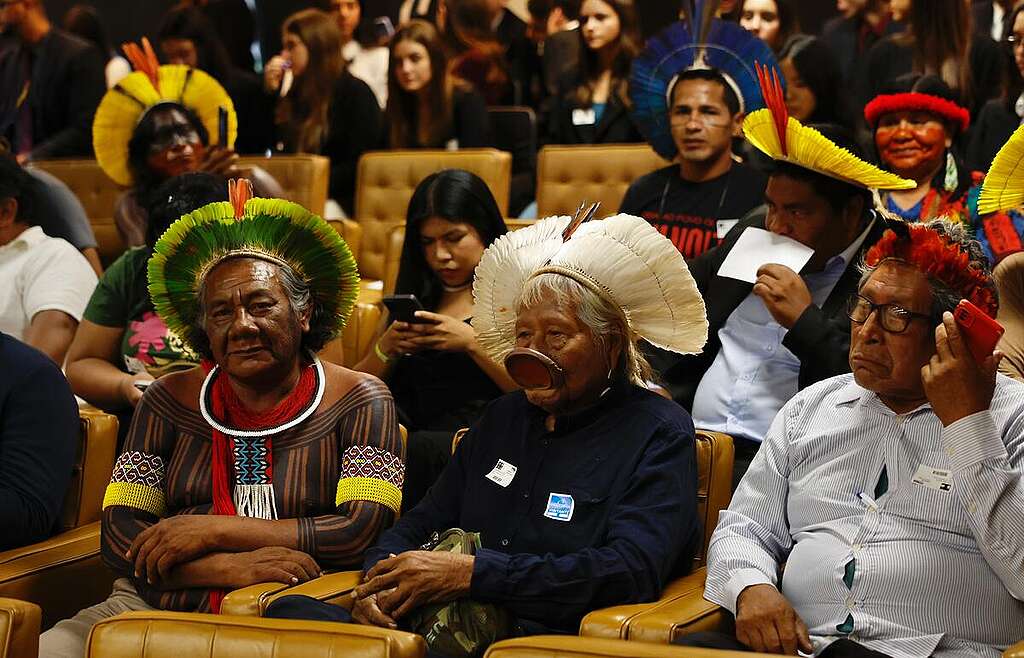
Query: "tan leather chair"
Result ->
[[84, 611, 425, 658], [32, 156, 330, 268], [0, 409, 118, 629], [535, 144, 668, 219], [353, 149, 512, 295], [484, 635, 776, 657], [577, 430, 734, 641], [317, 301, 384, 368], [0, 598, 40, 658]]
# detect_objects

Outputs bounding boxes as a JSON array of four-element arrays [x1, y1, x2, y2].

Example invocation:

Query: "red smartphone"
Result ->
[[953, 299, 1004, 363]]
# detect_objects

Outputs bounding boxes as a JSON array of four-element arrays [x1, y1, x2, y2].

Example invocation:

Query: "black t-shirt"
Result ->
[[619, 163, 767, 259]]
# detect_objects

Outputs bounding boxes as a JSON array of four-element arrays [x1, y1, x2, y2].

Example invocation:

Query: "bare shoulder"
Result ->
[[155, 367, 206, 410], [319, 361, 391, 406]]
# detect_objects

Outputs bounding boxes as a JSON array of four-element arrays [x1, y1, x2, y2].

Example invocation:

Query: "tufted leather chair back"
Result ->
[[693, 430, 734, 567], [59, 410, 119, 532], [86, 611, 426, 658], [535, 144, 668, 219], [32, 156, 330, 268], [353, 149, 511, 285]]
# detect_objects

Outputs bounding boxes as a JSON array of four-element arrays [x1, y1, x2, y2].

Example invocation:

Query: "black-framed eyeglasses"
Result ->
[[1007, 34, 1024, 49], [846, 294, 933, 334]]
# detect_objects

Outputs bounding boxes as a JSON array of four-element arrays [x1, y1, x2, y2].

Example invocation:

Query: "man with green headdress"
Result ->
[[40, 182, 406, 658]]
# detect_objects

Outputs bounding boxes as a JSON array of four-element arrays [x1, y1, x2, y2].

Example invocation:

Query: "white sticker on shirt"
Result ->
[[572, 108, 596, 126], [912, 464, 953, 492], [484, 459, 518, 488], [543, 492, 575, 521], [716, 218, 739, 239]]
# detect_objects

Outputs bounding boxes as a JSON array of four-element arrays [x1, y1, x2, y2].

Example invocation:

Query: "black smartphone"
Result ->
[[217, 106, 228, 147], [383, 294, 427, 324]]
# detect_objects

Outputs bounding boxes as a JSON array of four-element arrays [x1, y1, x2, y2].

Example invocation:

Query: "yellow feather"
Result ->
[[979, 123, 1024, 214], [743, 109, 915, 191], [92, 65, 238, 186]]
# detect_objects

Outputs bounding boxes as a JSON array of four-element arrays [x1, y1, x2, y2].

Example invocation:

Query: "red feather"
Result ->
[[229, 178, 253, 219], [122, 37, 160, 89], [756, 61, 789, 156]]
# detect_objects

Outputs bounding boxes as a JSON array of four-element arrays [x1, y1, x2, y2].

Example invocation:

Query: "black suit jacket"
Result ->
[[546, 78, 642, 145], [647, 209, 888, 411], [2, 29, 105, 159]]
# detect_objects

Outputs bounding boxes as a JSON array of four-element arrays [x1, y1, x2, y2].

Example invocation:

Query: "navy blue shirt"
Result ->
[[365, 383, 700, 634], [0, 332, 78, 549]]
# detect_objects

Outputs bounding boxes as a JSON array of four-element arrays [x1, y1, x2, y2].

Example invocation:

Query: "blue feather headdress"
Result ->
[[630, 0, 781, 160]]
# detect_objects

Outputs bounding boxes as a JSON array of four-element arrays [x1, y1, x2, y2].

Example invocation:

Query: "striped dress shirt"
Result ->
[[705, 373, 1024, 657]]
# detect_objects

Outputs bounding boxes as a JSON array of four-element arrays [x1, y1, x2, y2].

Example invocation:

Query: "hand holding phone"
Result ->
[[383, 294, 428, 324], [953, 299, 1004, 363]]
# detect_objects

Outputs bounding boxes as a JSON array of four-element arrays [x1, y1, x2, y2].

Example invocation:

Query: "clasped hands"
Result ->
[[349, 551, 475, 629]]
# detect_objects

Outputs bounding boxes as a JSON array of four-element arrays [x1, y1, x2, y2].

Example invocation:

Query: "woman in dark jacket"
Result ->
[[546, 0, 643, 145], [386, 19, 491, 150], [968, 3, 1024, 172], [264, 8, 383, 216]]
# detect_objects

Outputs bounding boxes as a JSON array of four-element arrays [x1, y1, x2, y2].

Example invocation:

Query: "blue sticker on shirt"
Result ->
[[543, 492, 575, 522]]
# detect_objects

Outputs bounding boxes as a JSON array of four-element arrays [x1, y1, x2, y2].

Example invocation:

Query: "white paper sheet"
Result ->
[[717, 227, 815, 283]]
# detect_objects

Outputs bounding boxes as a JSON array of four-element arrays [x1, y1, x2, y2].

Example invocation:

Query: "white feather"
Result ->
[[473, 214, 708, 364]]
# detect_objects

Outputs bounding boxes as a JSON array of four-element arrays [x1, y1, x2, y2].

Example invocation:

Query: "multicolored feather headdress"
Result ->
[[473, 212, 708, 370], [978, 123, 1024, 214], [148, 179, 359, 354], [92, 37, 238, 186], [744, 63, 915, 191], [630, 0, 780, 159]]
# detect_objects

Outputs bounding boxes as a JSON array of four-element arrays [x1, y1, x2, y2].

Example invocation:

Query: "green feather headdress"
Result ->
[[148, 183, 359, 354]]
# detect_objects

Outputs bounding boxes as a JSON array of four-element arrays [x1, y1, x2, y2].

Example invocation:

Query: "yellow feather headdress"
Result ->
[[92, 38, 238, 187], [978, 122, 1024, 214], [744, 63, 914, 191], [473, 213, 708, 368]]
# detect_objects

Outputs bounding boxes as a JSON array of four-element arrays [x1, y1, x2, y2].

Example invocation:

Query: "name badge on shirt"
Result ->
[[485, 459, 518, 488], [571, 108, 596, 126], [716, 219, 739, 239], [912, 464, 953, 492], [543, 492, 575, 521]]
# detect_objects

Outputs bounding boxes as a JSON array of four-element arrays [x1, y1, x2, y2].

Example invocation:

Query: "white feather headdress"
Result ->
[[473, 214, 709, 364]]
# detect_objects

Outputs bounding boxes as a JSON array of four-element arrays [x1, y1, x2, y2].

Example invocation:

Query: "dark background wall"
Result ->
[[42, 0, 839, 69]]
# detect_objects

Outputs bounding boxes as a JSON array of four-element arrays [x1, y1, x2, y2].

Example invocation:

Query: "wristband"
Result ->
[[374, 340, 392, 363]]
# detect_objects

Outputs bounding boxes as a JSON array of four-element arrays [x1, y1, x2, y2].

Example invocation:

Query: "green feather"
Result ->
[[148, 197, 360, 353]]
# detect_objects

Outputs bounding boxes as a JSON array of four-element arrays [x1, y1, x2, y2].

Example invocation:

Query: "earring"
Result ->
[[944, 152, 958, 193]]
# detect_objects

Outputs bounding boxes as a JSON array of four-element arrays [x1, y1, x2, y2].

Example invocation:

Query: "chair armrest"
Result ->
[[0, 598, 40, 658], [1005, 640, 1024, 658], [219, 582, 293, 617], [627, 567, 732, 643], [265, 570, 363, 612], [0, 522, 115, 630], [579, 567, 730, 643], [221, 571, 363, 617]]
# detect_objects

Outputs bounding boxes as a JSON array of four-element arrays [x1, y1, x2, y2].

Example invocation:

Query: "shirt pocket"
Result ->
[[889, 450, 974, 544], [536, 486, 611, 555]]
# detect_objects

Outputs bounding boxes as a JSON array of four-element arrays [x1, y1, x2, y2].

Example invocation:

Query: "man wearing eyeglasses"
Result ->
[[0, 0, 105, 161], [688, 218, 1024, 657]]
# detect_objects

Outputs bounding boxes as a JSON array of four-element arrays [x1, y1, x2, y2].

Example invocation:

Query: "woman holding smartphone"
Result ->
[[354, 169, 516, 511]]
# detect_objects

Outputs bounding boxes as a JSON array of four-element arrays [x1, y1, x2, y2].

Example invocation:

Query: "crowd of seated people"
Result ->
[[5, 1, 1024, 657]]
